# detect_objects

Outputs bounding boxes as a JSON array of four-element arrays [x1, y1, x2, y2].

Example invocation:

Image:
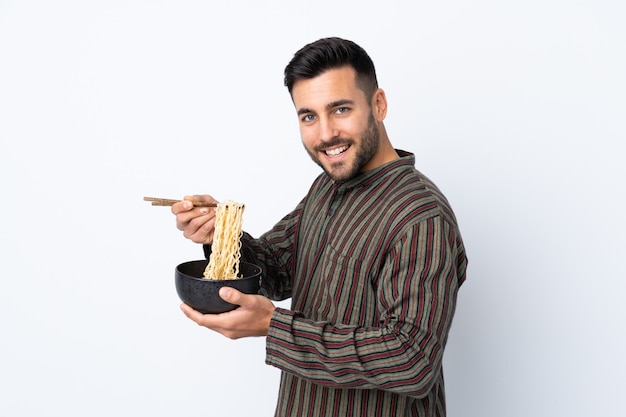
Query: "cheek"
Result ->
[[300, 127, 317, 148]]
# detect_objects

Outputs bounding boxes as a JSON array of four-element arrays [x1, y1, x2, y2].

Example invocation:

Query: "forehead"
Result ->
[[291, 66, 366, 111]]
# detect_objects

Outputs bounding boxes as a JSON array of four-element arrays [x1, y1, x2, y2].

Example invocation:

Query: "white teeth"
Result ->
[[325, 145, 349, 156]]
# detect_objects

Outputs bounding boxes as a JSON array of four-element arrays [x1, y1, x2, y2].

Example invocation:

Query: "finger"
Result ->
[[176, 205, 212, 226], [187, 194, 220, 207], [180, 303, 202, 322], [176, 206, 214, 233], [218, 286, 242, 305], [171, 199, 194, 215], [185, 212, 216, 243], [180, 303, 227, 334], [174, 204, 201, 232], [218, 288, 259, 312]]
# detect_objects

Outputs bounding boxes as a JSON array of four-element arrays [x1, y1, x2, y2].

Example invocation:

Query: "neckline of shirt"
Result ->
[[329, 149, 415, 192]]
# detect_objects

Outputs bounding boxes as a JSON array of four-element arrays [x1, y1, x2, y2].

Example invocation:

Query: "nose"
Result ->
[[318, 116, 338, 143]]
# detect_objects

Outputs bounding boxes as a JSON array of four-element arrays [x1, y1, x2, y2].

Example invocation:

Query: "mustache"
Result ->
[[313, 138, 352, 152]]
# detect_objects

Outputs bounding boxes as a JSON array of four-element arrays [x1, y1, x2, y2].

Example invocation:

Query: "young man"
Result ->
[[173, 37, 467, 417]]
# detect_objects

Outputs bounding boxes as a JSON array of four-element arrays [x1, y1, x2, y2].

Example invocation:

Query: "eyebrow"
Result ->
[[297, 99, 355, 116]]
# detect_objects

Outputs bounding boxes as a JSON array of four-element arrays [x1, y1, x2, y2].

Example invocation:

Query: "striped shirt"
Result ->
[[238, 150, 468, 416]]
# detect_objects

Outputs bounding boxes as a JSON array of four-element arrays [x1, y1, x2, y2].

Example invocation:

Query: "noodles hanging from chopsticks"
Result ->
[[203, 200, 245, 280]]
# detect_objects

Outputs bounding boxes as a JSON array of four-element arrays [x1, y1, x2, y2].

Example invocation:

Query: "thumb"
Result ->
[[219, 286, 243, 304]]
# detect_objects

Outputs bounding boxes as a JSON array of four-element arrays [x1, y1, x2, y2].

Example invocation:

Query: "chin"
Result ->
[[325, 164, 357, 182]]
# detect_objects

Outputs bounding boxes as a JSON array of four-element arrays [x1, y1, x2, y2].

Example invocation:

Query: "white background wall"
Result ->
[[1, 1, 624, 416]]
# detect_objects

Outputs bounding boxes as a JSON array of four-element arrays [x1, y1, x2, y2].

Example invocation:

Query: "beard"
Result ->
[[305, 114, 380, 182]]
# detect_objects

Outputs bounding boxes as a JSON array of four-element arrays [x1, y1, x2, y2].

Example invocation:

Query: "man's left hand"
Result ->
[[180, 288, 275, 339]]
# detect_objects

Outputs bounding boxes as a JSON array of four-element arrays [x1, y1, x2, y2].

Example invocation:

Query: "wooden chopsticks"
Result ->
[[143, 196, 218, 207]]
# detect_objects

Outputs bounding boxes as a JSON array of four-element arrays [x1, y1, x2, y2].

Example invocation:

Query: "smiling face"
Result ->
[[292, 66, 390, 182]]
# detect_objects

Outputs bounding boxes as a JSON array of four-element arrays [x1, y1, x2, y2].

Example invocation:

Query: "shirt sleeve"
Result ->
[[235, 198, 305, 301], [265, 216, 465, 399]]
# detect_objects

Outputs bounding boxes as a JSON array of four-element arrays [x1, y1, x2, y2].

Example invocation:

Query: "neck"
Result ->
[[363, 124, 399, 172]]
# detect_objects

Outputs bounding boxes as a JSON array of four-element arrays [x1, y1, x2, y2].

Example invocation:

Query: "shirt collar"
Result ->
[[330, 149, 415, 192]]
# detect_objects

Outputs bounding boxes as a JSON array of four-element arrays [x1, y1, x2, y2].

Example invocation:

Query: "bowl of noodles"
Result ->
[[174, 200, 262, 314], [175, 260, 262, 314]]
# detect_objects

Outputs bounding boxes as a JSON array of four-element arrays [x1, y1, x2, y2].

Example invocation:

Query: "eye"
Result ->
[[335, 107, 349, 115], [301, 114, 315, 123]]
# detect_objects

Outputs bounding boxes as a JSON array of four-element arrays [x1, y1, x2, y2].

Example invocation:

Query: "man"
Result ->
[[172, 37, 467, 417]]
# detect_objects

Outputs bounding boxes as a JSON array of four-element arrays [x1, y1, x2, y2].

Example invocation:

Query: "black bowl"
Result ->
[[175, 260, 262, 314]]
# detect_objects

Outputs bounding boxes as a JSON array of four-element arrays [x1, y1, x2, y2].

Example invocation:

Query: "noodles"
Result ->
[[203, 200, 245, 280]]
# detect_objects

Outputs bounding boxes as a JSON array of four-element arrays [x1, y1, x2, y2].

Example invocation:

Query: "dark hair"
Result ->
[[284, 37, 378, 101]]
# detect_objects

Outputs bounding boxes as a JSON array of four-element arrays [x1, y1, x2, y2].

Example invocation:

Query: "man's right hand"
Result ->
[[172, 195, 219, 244]]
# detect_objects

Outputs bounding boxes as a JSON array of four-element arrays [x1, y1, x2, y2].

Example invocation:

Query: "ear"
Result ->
[[372, 88, 388, 121]]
